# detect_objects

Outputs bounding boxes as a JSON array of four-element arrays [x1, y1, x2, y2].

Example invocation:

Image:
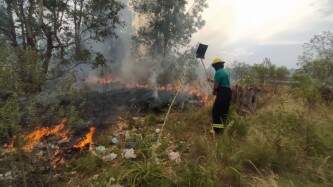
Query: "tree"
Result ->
[[129, 0, 207, 84], [294, 31, 333, 105], [0, 0, 124, 90], [299, 31, 333, 85], [236, 58, 290, 86], [252, 58, 273, 85], [231, 61, 252, 84], [131, 0, 207, 59], [274, 66, 289, 81]]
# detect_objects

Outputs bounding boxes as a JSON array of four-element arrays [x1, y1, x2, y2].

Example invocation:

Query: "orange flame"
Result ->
[[73, 127, 96, 150], [98, 75, 113, 85], [96, 75, 210, 105], [23, 118, 69, 151]]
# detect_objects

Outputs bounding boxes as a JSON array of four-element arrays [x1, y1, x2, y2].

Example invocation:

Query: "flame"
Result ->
[[73, 127, 96, 150], [126, 83, 209, 104], [97, 75, 113, 85], [96, 75, 210, 105], [23, 118, 69, 151]]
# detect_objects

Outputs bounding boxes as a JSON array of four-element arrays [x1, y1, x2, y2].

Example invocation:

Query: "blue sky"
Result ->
[[191, 0, 333, 68]]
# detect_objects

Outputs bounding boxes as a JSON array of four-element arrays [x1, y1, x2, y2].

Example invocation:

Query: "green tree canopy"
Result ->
[[131, 0, 207, 58], [299, 31, 333, 85], [0, 0, 124, 84]]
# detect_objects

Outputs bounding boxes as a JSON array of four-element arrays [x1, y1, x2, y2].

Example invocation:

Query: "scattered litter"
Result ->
[[155, 128, 161, 133], [111, 137, 119, 145], [96, 146, 107, 154], [103, 153, 118, 162], [132, 117, 139, 121], [168, 151, 181, 163], [0, 171, 14, 180], [123, 148, 137, 159]]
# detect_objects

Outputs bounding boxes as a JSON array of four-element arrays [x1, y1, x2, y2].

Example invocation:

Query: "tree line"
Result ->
[[0, 0, 208, 93]]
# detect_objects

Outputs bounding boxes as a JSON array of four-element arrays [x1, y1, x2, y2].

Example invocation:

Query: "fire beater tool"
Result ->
[[196, 43, 213, 88]]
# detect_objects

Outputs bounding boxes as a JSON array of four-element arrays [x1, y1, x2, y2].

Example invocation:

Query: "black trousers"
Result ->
[[212, 87, 232, 132]]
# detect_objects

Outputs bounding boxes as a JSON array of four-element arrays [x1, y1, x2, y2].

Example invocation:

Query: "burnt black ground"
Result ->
[[19, 84, 203, 137], [77, 86, 202, 125]]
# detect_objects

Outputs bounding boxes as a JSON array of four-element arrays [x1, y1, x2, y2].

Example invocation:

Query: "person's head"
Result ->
[[212, 57, 225, 71]]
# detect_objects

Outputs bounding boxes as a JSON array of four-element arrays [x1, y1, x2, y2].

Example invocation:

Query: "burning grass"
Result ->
[[2, 117, 98, 173], [73, 127, 96, 150], [23, 118, 69, 151], [21, 118, 97, 152], [95, 74, 210, 105]]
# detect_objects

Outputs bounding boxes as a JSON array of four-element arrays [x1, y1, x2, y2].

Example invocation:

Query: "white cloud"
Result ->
[[191, 0, 333, 67]]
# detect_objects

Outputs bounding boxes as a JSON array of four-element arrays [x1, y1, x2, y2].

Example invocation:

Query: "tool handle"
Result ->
[[200, 59, 213, 89]]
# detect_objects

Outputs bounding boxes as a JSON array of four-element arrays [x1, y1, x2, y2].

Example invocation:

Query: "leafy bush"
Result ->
[[0, 46, 44, 95], [231, 58, 290, 86], [292, 72, 322, 107], [0, 46, 21, 93], [0, 96, 21, 143]]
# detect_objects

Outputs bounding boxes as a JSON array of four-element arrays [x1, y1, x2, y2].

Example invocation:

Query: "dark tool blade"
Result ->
[[196, 43, 208, 59]]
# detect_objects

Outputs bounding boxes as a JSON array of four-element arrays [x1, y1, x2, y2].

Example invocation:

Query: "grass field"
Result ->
[[60, 87, 333, 187]]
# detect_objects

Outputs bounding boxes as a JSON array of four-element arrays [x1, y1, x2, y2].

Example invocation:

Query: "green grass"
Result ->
[[67, 90, 333, 187]]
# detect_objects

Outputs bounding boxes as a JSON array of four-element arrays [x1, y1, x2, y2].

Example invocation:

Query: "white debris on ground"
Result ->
[[122, 148, 137, 159], [168, 151, 181, 163], [96, 146, 107, 154], [0, 171, 14, 181], [111, 137, 119, 145], [155, 128, 161, 133], [103, 153, 118, 162]]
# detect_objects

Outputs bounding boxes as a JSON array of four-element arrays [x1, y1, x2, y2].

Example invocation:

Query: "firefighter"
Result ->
[[211, 57, 231, 134]]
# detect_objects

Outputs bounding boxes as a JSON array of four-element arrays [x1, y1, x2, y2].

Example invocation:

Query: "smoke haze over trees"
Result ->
[[128, 0, 208, 84], [0, 0, 124, 90]]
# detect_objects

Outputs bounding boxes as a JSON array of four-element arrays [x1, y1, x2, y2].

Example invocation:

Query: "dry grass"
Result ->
[[66, 88, 333, 187]]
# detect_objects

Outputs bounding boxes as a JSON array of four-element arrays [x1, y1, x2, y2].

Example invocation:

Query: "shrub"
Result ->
[[292, 72, 322, 107], [0, 96, 21, 143]]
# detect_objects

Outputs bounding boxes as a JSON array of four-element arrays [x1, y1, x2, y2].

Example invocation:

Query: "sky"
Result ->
[[191, 0, 333, 68]]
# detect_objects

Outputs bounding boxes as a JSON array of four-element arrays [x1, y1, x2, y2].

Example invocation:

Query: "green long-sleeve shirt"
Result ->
[[214, 68, 231, 88]]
